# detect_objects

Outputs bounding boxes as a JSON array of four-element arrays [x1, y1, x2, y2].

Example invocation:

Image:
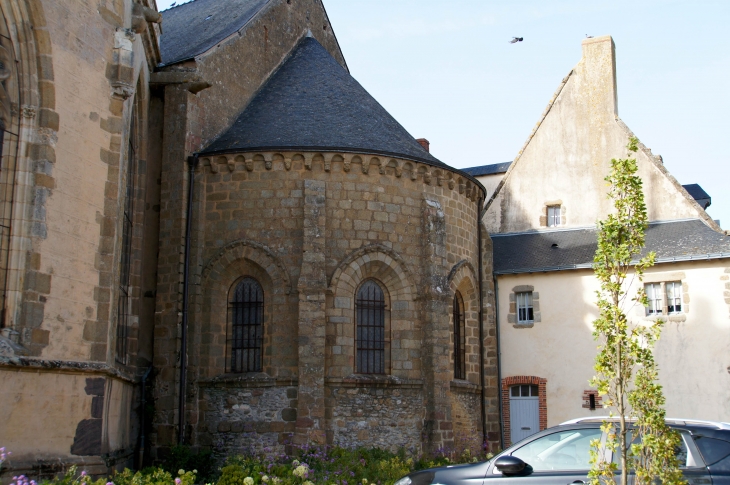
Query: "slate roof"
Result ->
[[462, 162, 512, 177], [200, 37, 449, 169], [160, 0, 271, 66], [682, 184, 711, 203], [492, 219, 730, 274]]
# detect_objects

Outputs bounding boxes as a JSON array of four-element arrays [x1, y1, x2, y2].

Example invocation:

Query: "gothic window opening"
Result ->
[[356, 279, 386, 374], [0, 12, 19, 329], [453, 291, 466, 380], [116, 108, 137, 364], [228, 277, 264, 373]]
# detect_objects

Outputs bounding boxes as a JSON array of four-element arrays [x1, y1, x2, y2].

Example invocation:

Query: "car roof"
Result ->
[[559, 417, 730, 431]]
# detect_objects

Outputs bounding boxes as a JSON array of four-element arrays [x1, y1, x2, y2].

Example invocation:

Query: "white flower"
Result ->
[[243, 477, 254, 485]]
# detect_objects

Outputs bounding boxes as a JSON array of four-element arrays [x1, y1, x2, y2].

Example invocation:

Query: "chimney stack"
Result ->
[[416, 138, 430, 152]]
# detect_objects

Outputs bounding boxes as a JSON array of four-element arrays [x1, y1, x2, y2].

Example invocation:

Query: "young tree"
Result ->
[[588, 138, 685, 485]]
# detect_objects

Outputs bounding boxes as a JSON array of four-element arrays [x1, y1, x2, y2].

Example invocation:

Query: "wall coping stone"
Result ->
[[449, 379, 481, 394], [199, 373, 297, 388], [0, 357, 136, 383], [327, 375, 423, 389]]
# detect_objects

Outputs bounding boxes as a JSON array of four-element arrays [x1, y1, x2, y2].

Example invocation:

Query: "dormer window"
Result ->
[[547, 205, 561, 227]]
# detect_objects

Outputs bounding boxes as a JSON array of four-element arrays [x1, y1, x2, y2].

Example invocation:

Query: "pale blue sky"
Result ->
[[157, 0, 730, 228]]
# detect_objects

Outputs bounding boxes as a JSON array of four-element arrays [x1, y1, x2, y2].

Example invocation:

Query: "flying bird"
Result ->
[[509, 37, 523, 44]]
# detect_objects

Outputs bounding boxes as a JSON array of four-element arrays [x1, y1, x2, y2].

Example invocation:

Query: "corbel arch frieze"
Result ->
[[198, 151, 485, 202], [200, 239, 292, 295], [328, 243, 417, 301]]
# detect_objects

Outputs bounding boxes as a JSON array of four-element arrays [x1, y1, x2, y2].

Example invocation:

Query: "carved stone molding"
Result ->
[[199, 151, 485, 202]]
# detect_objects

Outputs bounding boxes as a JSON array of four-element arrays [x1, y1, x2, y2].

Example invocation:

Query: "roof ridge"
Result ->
[[160, 0, 197, 12]]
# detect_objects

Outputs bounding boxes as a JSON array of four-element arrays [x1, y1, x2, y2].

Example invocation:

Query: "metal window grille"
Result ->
[[516, 291, 534, 323], [666, 281, 682, 314], [0, 125, 9, 328], [356, 280, 385, 374], [116, 112, 136, 364], [453, 292, 466, 380], [228, 277, 264, 373], [547, 205, 561, 227], [645, 283, 662, 315]]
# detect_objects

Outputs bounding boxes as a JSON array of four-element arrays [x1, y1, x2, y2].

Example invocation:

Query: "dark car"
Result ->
[[394, 418, 730, 485]]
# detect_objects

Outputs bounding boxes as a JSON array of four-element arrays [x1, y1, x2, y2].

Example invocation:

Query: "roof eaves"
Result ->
[[494, 252, 730, 276], [200, 144, 487, 197]]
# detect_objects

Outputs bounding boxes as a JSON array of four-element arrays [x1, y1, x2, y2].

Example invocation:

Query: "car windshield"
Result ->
[[510, 428, 602, 471]]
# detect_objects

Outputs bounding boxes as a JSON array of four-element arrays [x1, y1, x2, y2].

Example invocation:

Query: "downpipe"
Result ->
[[477, 195, 487, 448], [178, 153, 198, 445], [138, 365, 153, 466]]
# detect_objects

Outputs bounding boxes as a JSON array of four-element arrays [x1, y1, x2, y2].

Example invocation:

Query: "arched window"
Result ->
[[228, 277, 264, 373], [115, 102, 138, 364], [453, 291, 466, 380], [356, 279, 386, 374]]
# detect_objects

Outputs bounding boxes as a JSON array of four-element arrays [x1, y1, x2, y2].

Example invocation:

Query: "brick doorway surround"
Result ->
[[501, 376, 547, 447]]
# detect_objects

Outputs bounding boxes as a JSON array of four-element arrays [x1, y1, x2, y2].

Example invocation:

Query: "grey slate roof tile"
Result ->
[[493, 219, 730, 274], [462, 162, 512, 177], [200, 37, 450, 168], [160, 0, 270, 66]]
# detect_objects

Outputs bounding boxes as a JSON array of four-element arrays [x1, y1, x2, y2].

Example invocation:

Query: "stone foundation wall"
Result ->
[[327, 383, 424, 454], [450, 386, 482, 454], [199, 384, 297, 455]]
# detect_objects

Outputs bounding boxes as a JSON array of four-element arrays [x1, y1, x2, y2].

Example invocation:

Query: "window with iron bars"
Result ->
[[356, 280, 386, 374], [228, 277, 264, 373], [116, 111, 136, 365], [453, 292, 466, 380]]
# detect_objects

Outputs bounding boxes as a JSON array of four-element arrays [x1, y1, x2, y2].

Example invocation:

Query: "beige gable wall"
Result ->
[[484, 36, 716, 234], [497, 261, 730, 427]]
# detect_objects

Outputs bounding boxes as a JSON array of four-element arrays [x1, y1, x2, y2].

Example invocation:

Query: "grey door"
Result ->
[[510, 384, 540, 444]]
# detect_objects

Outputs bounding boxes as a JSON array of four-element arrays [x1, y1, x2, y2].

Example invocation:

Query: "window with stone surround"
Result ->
[[540, 200, 565, 227], [547, 205, 561, 227], [0, 10, 18, 330], [115, 104, 138, 365], [228, 277, 264, 373], [453, 291, 466, 380], [508, 285, 541, 327], [640, 272, 689, 320], [356, 279, 387, 374]]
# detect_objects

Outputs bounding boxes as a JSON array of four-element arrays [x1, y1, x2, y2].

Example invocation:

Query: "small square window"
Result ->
[[547, 205, 561, 227], [516, 291, 534, 323]]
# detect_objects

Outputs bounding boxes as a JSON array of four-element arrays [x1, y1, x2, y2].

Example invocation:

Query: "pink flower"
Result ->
[[175, 479, 182, 485]]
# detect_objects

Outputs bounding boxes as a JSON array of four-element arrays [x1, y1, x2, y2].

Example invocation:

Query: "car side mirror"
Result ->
[[494, 456, 526, 475]]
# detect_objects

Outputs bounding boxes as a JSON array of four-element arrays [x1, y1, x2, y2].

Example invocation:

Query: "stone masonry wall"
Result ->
[[184, 151, 492, 455], [328, 385, 423, 453], [200, 384, 297, 457]]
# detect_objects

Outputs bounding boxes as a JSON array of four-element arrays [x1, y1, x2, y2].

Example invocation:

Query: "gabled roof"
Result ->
[[200, 37, 448, 168], [462, 162, 512, 177], [160, 0, 271, 66], [492, 219, 730, 274]]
